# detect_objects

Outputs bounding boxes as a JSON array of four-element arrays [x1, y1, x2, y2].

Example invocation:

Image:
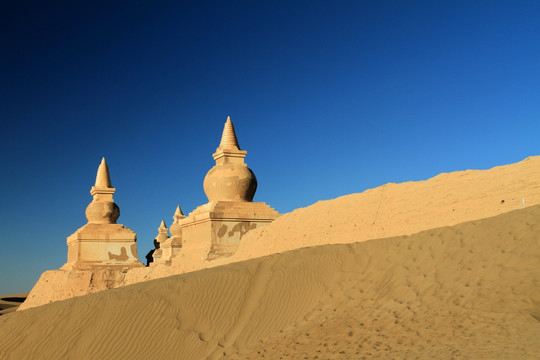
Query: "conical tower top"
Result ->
[[95, 157, 112, 188], [90, 157, 116, 197], [159, 220, 168, 232], [205, 117, 256, 202], [212, 116, 247, 164], [218, 116, 240, 150], [87, 157, 119, 224], [155, 219, 169, 244], [173, 205, 185, 220], [170, 205, 184, 238]]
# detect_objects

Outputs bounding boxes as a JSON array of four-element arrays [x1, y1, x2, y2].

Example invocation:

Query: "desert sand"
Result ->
[[0, 293, 28, 316], [122, 155, 540, 281], [18, 156, 540, 311], [3, 156, 540, 359], [1, 204, 539, 359], [229, 155, 540, 261]]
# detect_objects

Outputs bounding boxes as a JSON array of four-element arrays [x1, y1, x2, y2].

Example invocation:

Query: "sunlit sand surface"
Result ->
[[19, 156, 540, 311], [1, 206, 538, 359]]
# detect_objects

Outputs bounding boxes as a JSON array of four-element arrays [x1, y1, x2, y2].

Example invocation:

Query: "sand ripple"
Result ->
[[1, 206, 539, 359]]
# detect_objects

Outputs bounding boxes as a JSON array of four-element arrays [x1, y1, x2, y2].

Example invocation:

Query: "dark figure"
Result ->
[[145, 238, 160, 266]]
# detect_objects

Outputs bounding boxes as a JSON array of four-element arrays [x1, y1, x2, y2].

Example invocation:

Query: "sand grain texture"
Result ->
[[1, 206, 539, 359]]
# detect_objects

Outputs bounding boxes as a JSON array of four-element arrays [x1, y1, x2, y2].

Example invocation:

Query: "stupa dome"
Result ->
[[203, 117, 258, 202], [85, 201, 120, 224]]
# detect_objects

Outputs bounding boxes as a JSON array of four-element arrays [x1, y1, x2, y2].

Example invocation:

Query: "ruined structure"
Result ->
[[153, 206, 184, 265], [19, 117, 279, 310], [178, 117, 279, 259], [149, 220, 169, 265], [62, 158, 143, 270], [65, 118, 278, 268]]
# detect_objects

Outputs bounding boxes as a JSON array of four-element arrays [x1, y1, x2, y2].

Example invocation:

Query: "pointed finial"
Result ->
[[170, 206, 183, 238], [87, 157, 118, 223], [95, 157, 112, 188], [219, 116, 240, 150], [173, 205, 185, 220], [159, 220, 167, 231], [155, 219, 169, 244]]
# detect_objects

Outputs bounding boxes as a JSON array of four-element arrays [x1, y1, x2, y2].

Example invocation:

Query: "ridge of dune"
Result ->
[[226, 155, 540, 262], [19, 155, 540, 310], [2, 205, 539, 359], [134, 155, 540, 276]]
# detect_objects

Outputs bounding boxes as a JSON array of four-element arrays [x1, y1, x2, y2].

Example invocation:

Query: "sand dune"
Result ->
[[136, 155, 540, 277], [1, 206, 539, 359], [229, 155, 540, 262], [18, 156, 540, 310], [0, 293, 28, 316]]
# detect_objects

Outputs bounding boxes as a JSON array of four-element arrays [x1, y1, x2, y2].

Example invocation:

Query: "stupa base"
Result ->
[[64, 224, 144, 270], [179, 201, 279, 260]]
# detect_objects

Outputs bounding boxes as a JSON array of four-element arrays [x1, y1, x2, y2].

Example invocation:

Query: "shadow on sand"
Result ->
[[0, 293, 28, 316]]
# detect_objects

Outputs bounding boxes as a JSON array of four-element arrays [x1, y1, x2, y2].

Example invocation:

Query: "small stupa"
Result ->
[[179, 117, 279, 259], [149, 220, 169, 265], [153, 206, 185, 265], [63, 158, 143, 270]]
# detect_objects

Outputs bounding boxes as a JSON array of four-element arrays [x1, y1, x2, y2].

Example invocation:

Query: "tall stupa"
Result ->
[[179, 117, 279, 259], [63, 158, 143, 270]]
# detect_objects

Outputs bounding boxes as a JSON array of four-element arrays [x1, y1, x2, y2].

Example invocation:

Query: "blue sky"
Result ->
[[1, 1, 539, 294]]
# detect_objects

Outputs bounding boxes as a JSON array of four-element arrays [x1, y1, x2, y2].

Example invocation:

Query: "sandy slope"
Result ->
[[0, 293, 28, 316], [229, 155, 540, 262], [19, 156, 540, 310], [135, 155, 540, 277], [1, 206, 539, 359]]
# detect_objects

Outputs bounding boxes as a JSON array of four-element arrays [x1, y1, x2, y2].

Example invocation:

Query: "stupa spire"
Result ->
[[159, 220, 167, 232], [170, 205, 184, 238], [218, 116, 240, 150], [204, 116, 256, 202], [212, 117, 247, 165], [174, 205, 185, 219], [95, 157, 112, 188], [86, 157, 119, 224], [155, 219, 169, 244]]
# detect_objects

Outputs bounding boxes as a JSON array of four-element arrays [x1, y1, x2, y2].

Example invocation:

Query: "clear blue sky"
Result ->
[[1, 1, 538, 294]]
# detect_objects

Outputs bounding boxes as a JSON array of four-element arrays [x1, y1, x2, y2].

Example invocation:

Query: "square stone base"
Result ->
[[64, 223, 144, 270], [179, 201, 279, 260], [152, 236, 182, 266]]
